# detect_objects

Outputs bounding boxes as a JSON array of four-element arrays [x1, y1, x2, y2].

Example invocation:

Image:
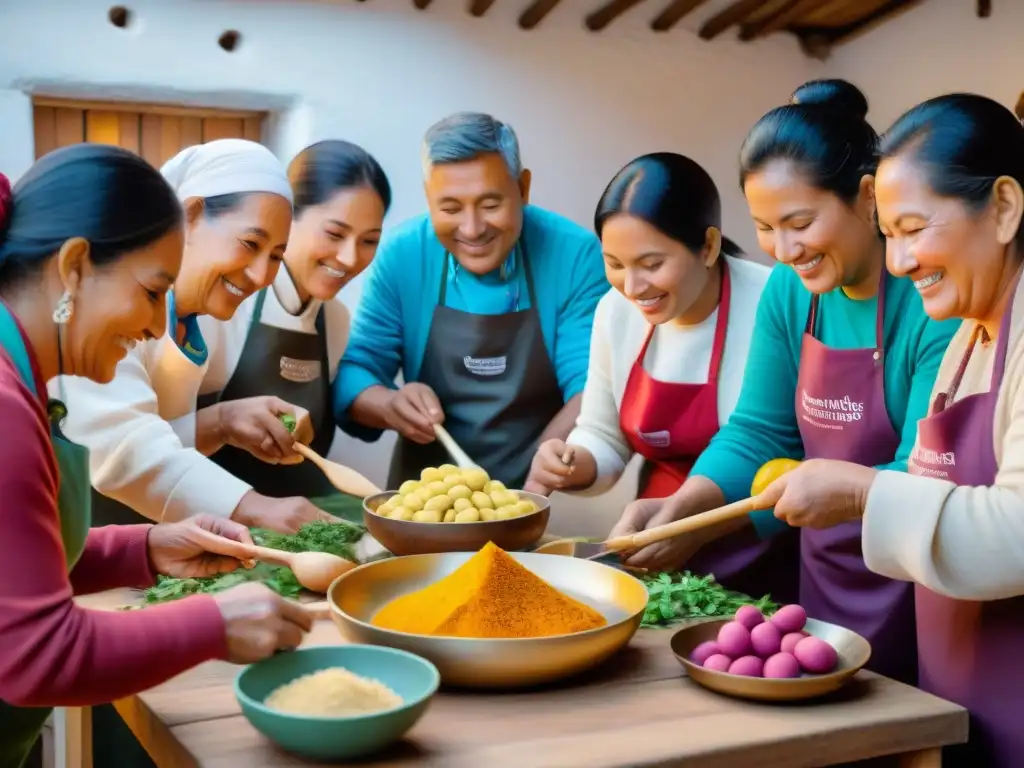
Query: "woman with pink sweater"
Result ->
[[0, 145, 312, 767]]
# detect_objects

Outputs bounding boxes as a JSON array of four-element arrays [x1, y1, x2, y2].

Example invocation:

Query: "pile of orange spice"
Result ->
[[371, 542, 607, 639]]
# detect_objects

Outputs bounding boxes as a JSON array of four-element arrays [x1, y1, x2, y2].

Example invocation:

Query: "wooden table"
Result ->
[[79, 589, 967, 767]]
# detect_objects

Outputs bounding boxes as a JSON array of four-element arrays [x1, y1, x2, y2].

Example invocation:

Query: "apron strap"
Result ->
[[438, 237, 533, 311], [707, 258, 731, 382], [250, 286, 269, 328], [804, 264, 887, 353]]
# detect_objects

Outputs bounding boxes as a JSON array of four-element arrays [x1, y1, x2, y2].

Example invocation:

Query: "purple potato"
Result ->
[[750, 621, 783, 658], [728, 655, 765, 677], [771, 604, 808, 635], [763, 652, 801, 679], [690, 641, 723, 666], [780, 631, 809, 655], [793, 636, 839, 674], [716, 621, 753, 658], [734, 605, 766, 630], [702, 653, 733, 672]]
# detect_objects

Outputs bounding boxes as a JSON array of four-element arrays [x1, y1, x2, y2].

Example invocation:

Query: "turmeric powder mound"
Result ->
[[371, 542, 607, 639]]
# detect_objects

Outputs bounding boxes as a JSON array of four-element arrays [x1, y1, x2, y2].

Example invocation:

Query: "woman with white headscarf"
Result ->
[[57, 139, 329, 534]]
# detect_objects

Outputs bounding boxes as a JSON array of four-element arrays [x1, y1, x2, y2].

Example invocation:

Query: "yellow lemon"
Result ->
[[751, 458, 802, 497]]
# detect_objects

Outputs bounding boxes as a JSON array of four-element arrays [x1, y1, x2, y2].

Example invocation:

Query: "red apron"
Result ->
[[620, 261, 799, 604], [795, 272, 917, 685], [909, 274, 1020, 767]]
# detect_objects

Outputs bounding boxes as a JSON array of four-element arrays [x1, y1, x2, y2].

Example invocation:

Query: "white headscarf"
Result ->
[[159, 139, 293, 204]]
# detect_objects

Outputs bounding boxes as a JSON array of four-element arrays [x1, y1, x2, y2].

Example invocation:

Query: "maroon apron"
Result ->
[[795, 274, 917, 684], [620, 261, 799, 604], [909, 279, 1020, 767]]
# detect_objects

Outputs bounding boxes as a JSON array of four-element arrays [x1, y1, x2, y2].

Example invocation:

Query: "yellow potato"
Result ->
[[425, 481, 448, 496], [447, 484, 473, 501], [484, 480, 506, 494], [399, 493, 425, 512], [376, 498, 396, 514], [452, 497, 474, 512], [441, 475, 463, 492], [494, 505, 517, 520], [420, 467, 444, 483], [424, 494, 454, 513], [391, 507, 415, 521], [454, 507, 481, 523], [413, 509, 443, 523], [479, 508, 498, 522], [471, 491, 494, 510], [398, 479, 421, 495], [489, 489, 518, 508], [460, 468, 490, 492], [513, 500, 537, 517], [438, 463, 460, 477], [443, 509, 458, 523]]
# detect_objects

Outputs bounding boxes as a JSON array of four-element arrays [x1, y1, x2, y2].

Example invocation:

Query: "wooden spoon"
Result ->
[[292, 443, 382, 497], [249, 545, 358, 593], [433, 424, 479, 469], [602, 495, 769, 553]]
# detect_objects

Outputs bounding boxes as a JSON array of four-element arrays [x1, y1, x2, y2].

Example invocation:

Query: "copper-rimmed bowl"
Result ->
[[671, 618, 872, 702], [362, 490, 550, 556]]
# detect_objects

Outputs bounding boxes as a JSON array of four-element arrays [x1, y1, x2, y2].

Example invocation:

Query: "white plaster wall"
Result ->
[[0, 0, 822, 536], [827, 0, 1023, 130]]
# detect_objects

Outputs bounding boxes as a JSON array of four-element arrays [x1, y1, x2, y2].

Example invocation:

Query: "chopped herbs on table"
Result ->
[[143, 520, 366, 605], [639, 571, 778, 628]]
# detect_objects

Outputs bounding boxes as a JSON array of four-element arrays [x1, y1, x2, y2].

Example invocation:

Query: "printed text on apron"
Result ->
[[909, 272, 1022, 767], [388, 239, 564, 490], [795, 272, 917, 685]]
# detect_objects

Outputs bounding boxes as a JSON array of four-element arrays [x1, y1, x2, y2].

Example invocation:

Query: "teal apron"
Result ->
[[0, 303, 91, 768]]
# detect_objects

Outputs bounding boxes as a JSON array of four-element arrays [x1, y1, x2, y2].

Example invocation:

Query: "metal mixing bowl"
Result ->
[[325, 551, 649, 688], [362, 490, 550, 556], [671, 618, 872, 702]]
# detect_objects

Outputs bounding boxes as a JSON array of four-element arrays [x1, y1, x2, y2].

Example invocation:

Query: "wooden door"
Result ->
[[32, 100, 265, 168]]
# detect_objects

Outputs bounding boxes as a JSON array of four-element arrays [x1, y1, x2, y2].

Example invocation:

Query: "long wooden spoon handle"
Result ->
[[603, 495, 768, 552], [249, 545, 293, 568], [292, 442, 325, 467], [433, 424, 476, 469]]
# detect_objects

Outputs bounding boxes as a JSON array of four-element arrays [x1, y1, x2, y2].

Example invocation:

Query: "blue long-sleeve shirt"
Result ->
[[334, 204, 609, 441], [691, 263, 960, 537]]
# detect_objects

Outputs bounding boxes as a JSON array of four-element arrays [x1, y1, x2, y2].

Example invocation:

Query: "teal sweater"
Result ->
[[690, 263, 960, 537]]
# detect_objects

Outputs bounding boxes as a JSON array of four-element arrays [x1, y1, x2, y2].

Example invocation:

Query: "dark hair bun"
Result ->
[[791, 79, 869, 120]]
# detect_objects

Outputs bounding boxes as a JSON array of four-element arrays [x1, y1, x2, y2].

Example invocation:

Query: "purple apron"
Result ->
[[795, 275, 918, 685], [909, 279, 1020, 767]]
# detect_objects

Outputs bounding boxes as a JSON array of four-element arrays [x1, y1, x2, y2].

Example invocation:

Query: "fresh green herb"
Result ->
[[143, 520, 366, 605], [279, 413, 297, 433], [639, 571, 777, 628]]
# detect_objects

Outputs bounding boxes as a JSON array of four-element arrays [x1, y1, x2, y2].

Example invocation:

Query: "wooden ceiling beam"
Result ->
[[978, 0, 991, 17], [650, 0, 710, 33], [469, 0, 498, 15], [738, 0, 828, 40], [413, 0, 432, 9], [816, 0, 925, 50], [698, 0, 768, 40], [518, 0, 561, 28], [585, 0, 647, 31]]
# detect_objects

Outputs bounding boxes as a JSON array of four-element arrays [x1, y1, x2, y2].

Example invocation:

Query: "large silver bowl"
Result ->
[[363, 490, 550, 556], [326, 551, 648, 688]]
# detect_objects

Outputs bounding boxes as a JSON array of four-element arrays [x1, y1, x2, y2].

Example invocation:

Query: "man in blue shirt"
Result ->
[[334, 112, 608, 489]]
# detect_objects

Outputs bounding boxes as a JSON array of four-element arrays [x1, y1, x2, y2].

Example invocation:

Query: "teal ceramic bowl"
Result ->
[[234, 645, 440, 760]]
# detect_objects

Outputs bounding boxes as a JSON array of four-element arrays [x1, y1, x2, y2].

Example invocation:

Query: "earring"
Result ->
[[52, 291, 74, 324]]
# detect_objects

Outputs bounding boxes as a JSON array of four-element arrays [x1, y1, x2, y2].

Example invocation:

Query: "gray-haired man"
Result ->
[[334, 112, 608, 489]]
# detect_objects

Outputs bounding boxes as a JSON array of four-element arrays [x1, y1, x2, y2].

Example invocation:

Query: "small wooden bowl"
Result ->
[[671, 618, 872, 702], [362, 491, 550, 556]]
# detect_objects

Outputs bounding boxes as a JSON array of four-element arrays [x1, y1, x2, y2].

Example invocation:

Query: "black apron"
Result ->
[[387, 239, 564, 490]]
